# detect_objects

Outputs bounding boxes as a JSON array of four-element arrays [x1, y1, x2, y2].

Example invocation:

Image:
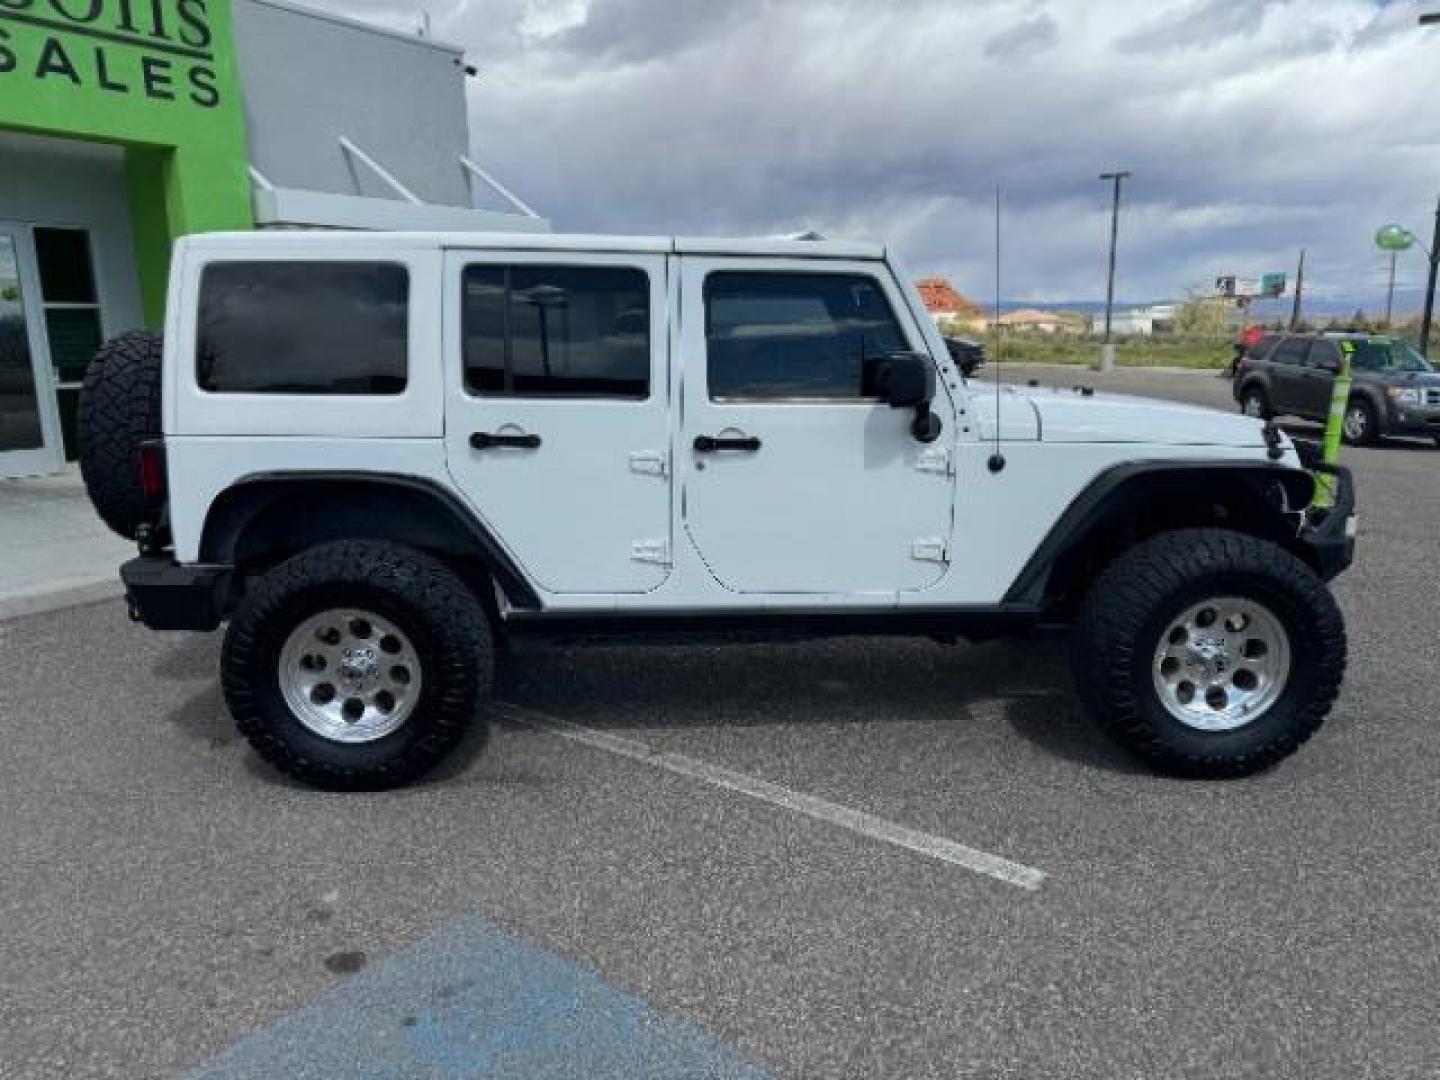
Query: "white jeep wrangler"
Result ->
[[78, 231, 1354, 789]]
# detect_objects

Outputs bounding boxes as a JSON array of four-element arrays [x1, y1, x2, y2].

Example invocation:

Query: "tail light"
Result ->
[[138, 440, 167, 504]]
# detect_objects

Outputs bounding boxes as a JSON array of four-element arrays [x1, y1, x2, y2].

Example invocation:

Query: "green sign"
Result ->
[[0, 0, 223, 105], [0, 0, 253, 324], [1375, 224, 1415, 253], [1260, 272, 1286, 298]]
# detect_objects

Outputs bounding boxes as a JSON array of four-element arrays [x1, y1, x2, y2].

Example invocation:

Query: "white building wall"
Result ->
[[0, 132, 146, 339], [232, 0, 476, 208]]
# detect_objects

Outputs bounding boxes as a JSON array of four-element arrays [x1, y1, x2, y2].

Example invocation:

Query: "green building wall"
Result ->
[[0, 0, 253, 325]]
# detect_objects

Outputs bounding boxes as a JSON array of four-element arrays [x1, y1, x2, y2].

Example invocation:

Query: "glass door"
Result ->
[[0, 226, 63, 477]]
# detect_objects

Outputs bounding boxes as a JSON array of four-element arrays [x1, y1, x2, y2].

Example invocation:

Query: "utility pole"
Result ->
[[1290, 249, 1305, 330], [1098, 170, 1130, 371], [1421, 194, 1440, 357]]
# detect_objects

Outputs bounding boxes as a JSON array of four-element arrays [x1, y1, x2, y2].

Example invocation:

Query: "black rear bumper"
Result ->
[[120, 557, 232, 632], [1298, 462, 1356, 580]]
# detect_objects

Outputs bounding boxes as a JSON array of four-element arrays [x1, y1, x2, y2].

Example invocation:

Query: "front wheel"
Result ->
[[1342, 398, 1378, 446], [1071, 529, 1345, 778], [1238, 384, 1271, 420], [222, 540, 494, 790]]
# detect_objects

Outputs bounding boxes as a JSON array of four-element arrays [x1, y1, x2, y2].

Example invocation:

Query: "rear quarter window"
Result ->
[[197, 261, 409, 394]]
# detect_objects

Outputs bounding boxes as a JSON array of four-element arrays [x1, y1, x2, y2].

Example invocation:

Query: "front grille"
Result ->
[[1424, 388, 1440, 408]]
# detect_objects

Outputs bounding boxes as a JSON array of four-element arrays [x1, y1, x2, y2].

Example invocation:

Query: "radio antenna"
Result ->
[[988, 185, 1006, 473]]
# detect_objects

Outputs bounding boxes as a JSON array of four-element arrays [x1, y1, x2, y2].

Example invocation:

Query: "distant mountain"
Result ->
[[997, 288, 1429, 321]]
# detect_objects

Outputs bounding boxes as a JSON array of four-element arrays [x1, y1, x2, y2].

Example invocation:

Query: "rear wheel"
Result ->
[[1071, 529, 1345, 778], [222, 540, 493, 790], [1342, 398, 1378, 446], [1238, 384, 1271, 420]]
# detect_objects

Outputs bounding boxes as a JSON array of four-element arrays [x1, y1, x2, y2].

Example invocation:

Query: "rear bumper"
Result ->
[[1298, 463, 1356, 580], [120, 557, 232, 632]]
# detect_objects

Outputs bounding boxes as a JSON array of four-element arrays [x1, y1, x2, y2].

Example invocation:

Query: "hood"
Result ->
[[1022, 386, 1270, 447]]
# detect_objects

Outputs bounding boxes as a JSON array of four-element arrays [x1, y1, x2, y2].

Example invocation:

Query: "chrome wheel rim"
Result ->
[[1242, 393, 1264, 417], [1343, 405, 1368, 441], [278, 608, 422, 743], [1151, 597, 1291, 732]]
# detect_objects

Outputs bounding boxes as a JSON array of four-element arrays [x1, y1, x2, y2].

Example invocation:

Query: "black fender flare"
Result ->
[[1003, 460, 1317, 605], [199, 471, 541, 609]]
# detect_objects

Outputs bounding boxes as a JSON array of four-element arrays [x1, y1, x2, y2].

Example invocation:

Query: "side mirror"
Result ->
[[878, 352, 942, 444], [879, 352, 935, 409]]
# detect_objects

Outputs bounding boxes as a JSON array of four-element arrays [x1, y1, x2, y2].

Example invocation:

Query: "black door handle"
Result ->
[[471, 431, 542, 449], [694, 435, 761, 453]]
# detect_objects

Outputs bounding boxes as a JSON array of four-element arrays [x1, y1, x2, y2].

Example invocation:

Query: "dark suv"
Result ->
[[1233, 332, 1440, 446]]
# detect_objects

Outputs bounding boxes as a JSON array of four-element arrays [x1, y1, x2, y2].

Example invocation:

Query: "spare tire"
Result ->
[[78, 330, 163, 540]]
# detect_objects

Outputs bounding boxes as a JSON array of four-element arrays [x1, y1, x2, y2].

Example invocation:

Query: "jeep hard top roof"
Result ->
[[178, 231, 888, 261]]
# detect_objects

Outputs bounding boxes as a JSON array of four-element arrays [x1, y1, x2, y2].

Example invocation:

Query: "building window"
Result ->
[[197, 262, 409, 394], [34, 228, 103, 390], [462, 264, 650, 399], [704, 272, 908, 401]]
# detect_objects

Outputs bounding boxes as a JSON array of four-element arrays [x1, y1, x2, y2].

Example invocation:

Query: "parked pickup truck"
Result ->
[[78, 231, 1354, 789]]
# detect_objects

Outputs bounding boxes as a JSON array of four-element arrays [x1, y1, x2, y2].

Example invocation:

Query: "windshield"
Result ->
[[1342, 338, 1434, 373]]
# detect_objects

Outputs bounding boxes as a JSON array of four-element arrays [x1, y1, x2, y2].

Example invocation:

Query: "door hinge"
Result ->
[[915, 445, 953, 476], [631, 538, 671, 565], [911, 537, 949, 564], [629, 450, 669, 477]]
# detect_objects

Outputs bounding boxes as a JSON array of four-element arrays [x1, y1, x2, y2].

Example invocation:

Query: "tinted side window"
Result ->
[[463, 265, 649, 398], [198, 262, 408, 394], [1269, 338, 1308, 366], [1306, 341, 1340, 369], [705, 272, 908, 400], [1248, 334, 1281, 360]]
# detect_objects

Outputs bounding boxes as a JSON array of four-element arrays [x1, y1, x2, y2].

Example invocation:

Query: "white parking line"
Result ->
[[502, 705, 1046, 892]]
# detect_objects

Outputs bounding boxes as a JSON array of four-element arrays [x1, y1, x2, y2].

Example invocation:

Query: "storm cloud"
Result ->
[[315, 0, 1439, 307]]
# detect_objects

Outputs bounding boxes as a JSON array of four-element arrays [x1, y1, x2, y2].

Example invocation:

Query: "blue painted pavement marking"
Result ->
[[188, 915, 772, 1079]]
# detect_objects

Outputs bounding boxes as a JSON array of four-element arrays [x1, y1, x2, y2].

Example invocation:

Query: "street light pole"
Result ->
[[1099, 170, 1130, 345], [1421, 194, 1440, 357], [1290, 249, 1305, 330], [1385, 250, 1397, 327]]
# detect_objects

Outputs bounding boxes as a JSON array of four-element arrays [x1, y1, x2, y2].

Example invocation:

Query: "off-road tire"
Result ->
[[222, 540, 494, 790], [1238, 383, 1272, 420], [1342, 398, 1378, 447], [77, 330, 163, 539], [1071, 528, 1345, 779]]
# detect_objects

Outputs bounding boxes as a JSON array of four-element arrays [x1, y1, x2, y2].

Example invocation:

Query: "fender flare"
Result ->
[[1003, 460, 1316, 605], [200, 471, 542, 609]]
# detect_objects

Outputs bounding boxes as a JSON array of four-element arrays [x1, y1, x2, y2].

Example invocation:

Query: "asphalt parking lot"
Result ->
[[3, 365, 1438, 1079]]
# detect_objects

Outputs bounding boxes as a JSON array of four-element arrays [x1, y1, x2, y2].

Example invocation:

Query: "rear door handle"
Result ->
[[694, 435, 761, 453], [471, 431, 542, 449]]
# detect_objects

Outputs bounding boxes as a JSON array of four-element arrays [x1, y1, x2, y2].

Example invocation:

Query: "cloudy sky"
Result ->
[[315, 0, 1439, 308]]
